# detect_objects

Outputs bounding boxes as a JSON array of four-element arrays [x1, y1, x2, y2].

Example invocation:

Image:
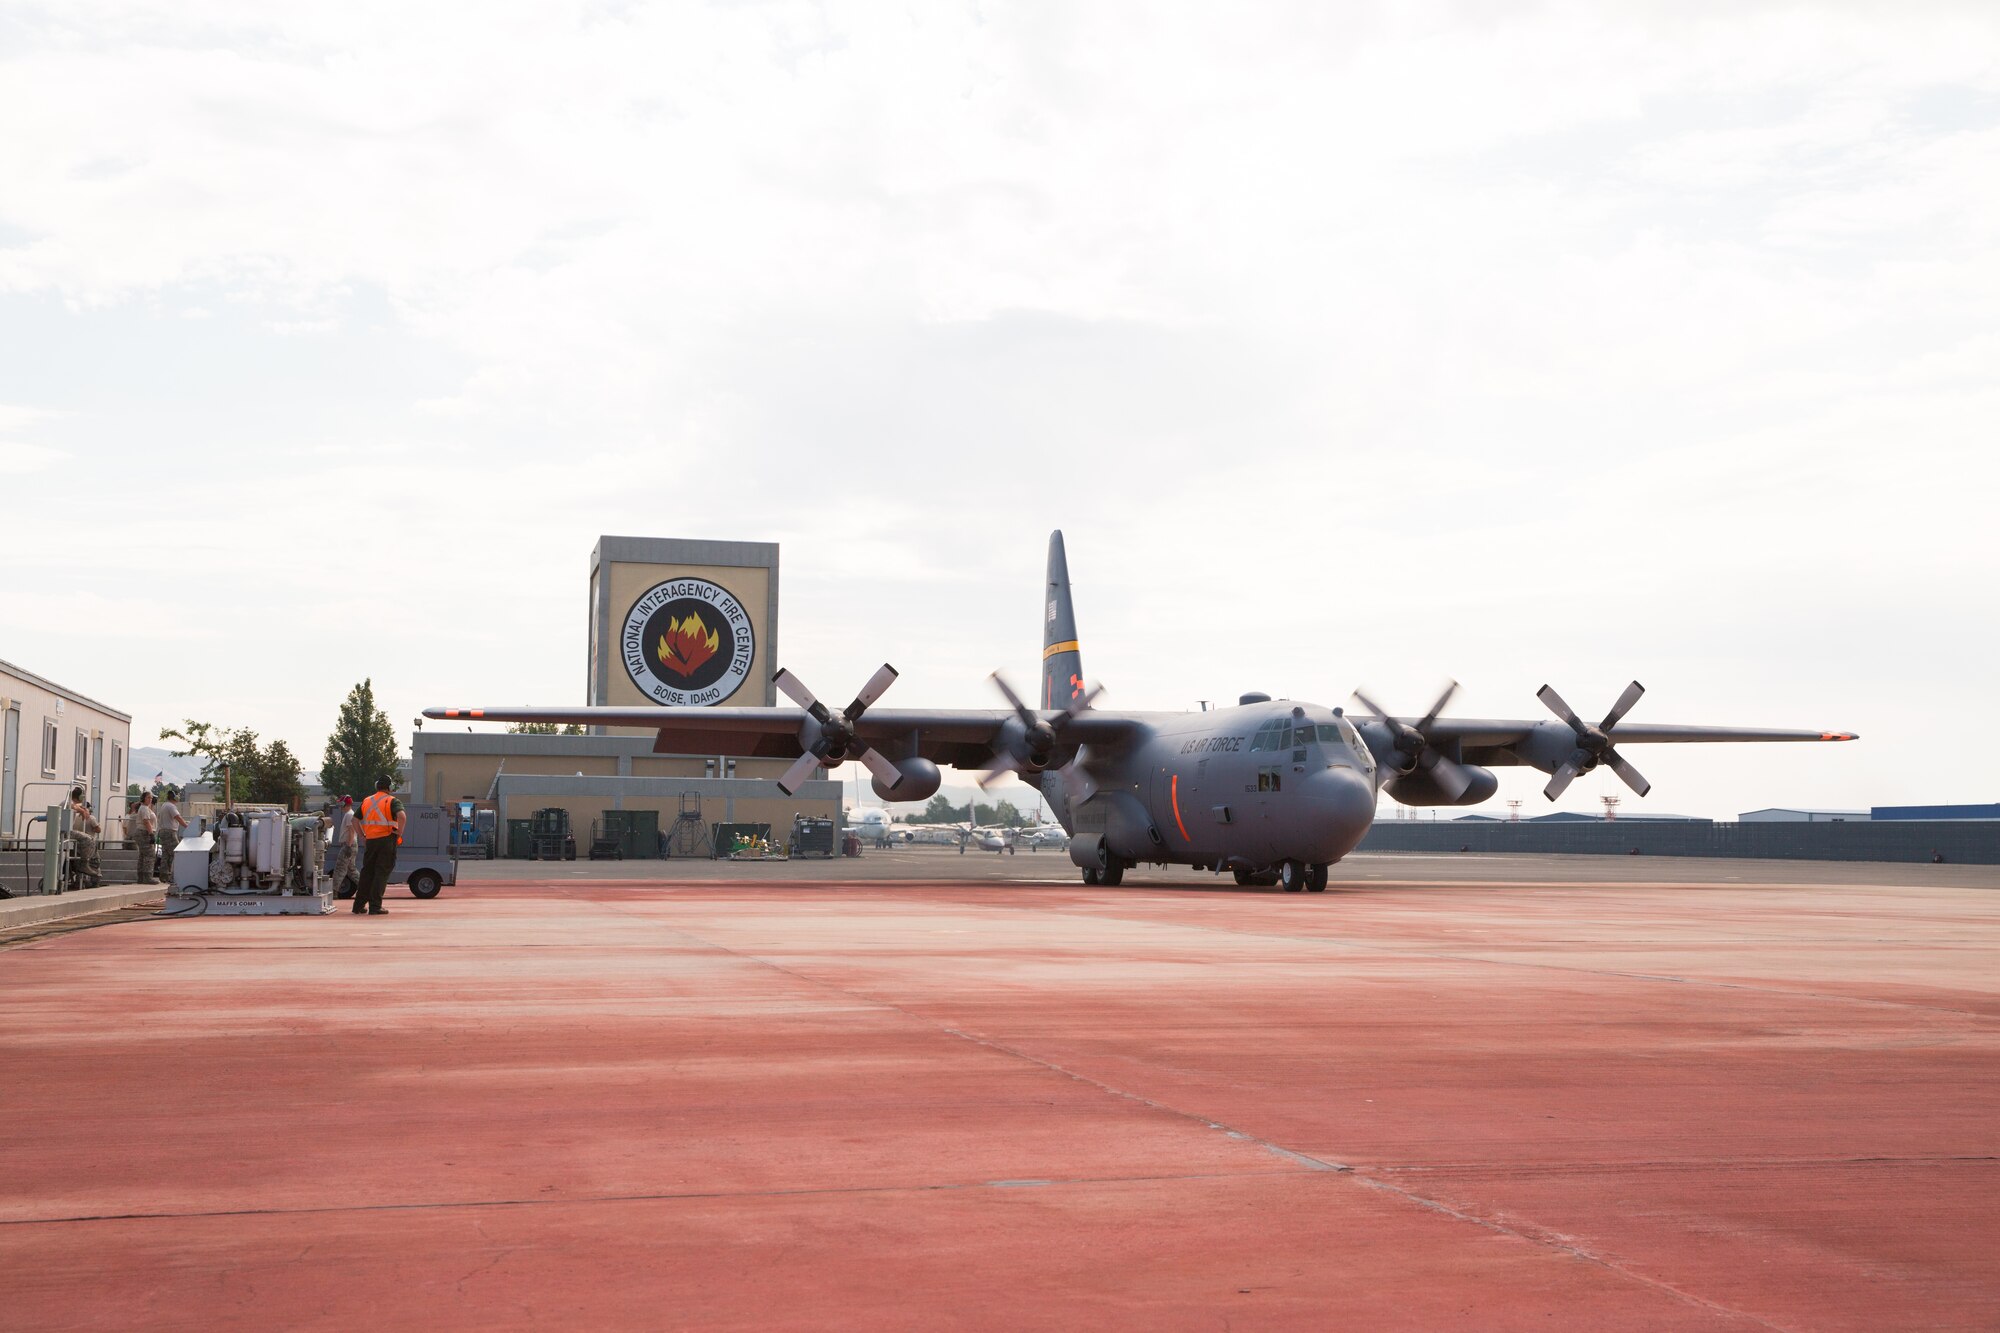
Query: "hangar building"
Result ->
[[409, 536, 839, 852]]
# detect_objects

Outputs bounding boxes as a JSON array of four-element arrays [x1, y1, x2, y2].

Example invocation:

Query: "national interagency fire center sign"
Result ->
[[589, 537, 779, 722], [621, 577, 754, 705]]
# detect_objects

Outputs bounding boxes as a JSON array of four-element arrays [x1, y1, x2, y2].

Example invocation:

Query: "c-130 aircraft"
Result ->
[[429, 532, 1857, 893]]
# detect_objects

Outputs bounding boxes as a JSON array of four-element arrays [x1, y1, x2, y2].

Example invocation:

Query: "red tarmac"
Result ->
[[3, 856, 1997, 1329]]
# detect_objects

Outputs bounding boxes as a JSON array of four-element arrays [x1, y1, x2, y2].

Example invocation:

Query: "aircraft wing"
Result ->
[[1426, 718, 1857, 758], [423, 705, 1141, 770]]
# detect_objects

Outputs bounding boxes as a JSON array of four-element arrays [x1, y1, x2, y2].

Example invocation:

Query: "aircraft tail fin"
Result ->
[[1041, 530, 1087, 710]]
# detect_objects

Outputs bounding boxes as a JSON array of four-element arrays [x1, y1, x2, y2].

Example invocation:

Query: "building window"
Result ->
[[42, 720, 58, 775], [75, 729, 88, 779], [111, 741, 123, 786]]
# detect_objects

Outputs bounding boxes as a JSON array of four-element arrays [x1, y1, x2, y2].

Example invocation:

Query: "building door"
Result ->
[[90, 733, 104, 822], [2, 706, 17, 840]]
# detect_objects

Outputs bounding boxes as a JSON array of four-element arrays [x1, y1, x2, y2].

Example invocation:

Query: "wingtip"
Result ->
[[1820, 731, 1859, 742]]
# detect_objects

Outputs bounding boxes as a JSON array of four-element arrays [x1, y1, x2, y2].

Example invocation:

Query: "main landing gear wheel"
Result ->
[[1306, 864, 1329, 892], [1082, 867, 1100, 886], [1083, 858, 1126, 887], [1279, 859, 1307, 893]]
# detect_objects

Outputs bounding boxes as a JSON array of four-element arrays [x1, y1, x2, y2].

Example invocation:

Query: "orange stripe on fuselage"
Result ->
[[1170, 774, 1190, 842]]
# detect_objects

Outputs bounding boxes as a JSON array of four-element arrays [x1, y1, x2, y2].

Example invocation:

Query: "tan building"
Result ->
[[409, 733, 836, 851], [412, 535, 839, 853], [589, 535, 779, 730], [2, 657, 132, 845]]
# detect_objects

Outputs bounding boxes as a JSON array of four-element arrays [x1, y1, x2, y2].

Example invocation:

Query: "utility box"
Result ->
[[506, 819, 533, 859], [791, 816, 836, 859], [600, 809, 659, 860]]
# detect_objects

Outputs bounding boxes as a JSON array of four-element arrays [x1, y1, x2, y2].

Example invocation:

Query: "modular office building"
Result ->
[[1, 657, 132, 846]]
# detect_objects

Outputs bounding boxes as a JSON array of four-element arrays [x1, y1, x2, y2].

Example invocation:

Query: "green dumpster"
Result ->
[[600, 809, 660, 860]]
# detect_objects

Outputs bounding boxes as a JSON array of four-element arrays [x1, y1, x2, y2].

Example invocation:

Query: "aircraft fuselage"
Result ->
[[1046, 700, 1380, 883]]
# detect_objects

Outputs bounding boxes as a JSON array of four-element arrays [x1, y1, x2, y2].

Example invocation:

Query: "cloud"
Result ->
[[0, 1, 1994, 815], [0, 403, 67, 476]]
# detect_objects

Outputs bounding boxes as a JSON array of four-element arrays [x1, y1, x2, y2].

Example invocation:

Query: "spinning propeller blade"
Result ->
[[1537, 680, 1648, 800], [979, 670, 1101, 786], [1352, 680, 1468, 796]]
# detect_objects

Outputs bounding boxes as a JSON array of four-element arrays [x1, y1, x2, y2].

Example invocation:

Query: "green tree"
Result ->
[[255, 739, 306, 808], [161, 719, 248, 799], [916, 795, 975, 823], [507, 721, 586, 735], [321, 678, 401, 801], [992, 799, 1023, 827], [160, 722, 306, 806]]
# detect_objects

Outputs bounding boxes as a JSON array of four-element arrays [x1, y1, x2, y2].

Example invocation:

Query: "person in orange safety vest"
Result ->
[[352, 776, 406, 915]]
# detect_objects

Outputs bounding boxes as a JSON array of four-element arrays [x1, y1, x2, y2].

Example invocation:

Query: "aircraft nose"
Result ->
[[1309, 766, 1378, 860]]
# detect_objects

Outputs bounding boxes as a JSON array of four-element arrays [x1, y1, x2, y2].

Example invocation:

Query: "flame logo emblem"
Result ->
[[623, 577, 754, 705], [657, 611, 722, 678]]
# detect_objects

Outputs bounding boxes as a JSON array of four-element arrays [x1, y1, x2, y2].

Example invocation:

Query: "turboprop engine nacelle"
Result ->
[[872, 756, 941, 803], [989, 714, 1055, 777], [1387, 764, 1498, 807]]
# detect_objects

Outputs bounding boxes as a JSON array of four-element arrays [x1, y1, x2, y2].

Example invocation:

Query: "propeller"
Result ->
[[977, 670, 1103, 789], [1350, 680, 1475, 801], [1536, 680, 1651, 801], [773, 663, 902, 796]]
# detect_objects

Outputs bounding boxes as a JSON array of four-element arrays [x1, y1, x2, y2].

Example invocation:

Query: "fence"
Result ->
[[1357, 818, 1999, 865]]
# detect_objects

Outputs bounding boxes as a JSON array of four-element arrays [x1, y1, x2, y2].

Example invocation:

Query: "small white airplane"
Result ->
[[845, 807, 913, 846], [944, 817, 1014, 854], [1019, 823, 1069, 847]]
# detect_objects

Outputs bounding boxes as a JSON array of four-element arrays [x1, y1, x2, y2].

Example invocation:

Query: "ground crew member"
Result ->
[[157, 790, 187, 884], [67, 788, 102, 888], [131, 791, 160, 884], [353, 778, 405, 915], [329, 796, 360, 898]]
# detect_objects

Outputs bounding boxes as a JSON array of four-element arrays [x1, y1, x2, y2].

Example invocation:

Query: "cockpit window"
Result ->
[[1250, 721, 1290, 752], [1330, 714, 1376, 775]]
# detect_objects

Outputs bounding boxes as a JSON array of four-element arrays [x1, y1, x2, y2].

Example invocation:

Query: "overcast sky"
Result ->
[[3, 1, 1994, 818]]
